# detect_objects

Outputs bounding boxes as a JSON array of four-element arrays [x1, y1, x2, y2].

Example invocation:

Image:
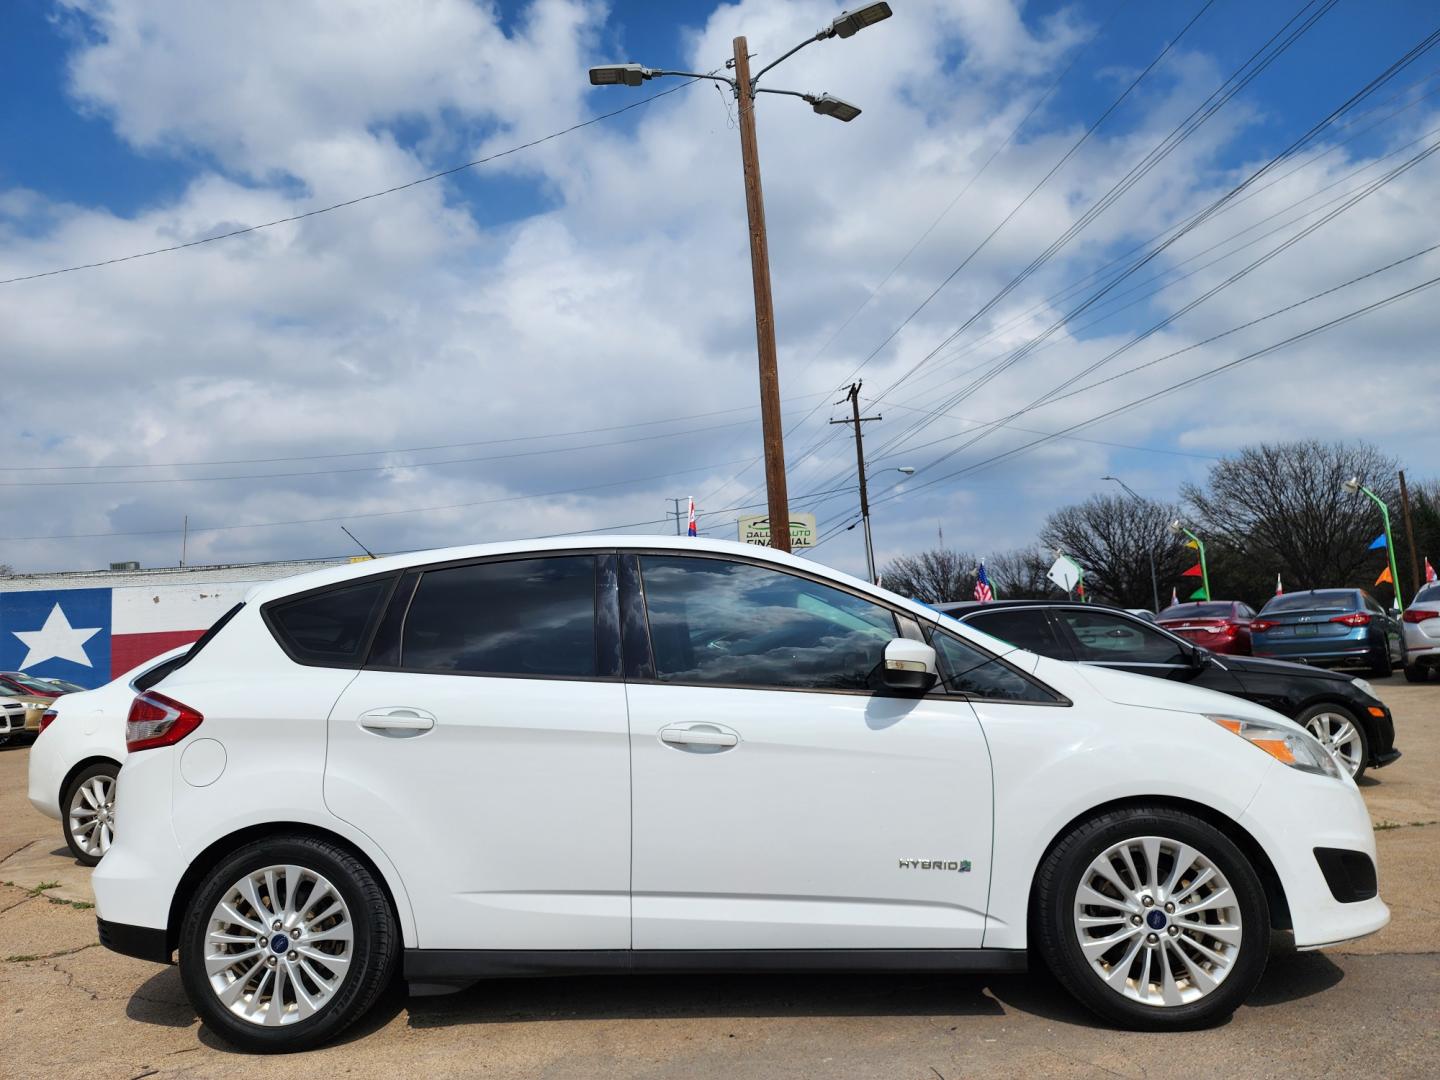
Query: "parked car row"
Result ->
[[0, 670, 81, 746], [1148, 588, 1411, 679]]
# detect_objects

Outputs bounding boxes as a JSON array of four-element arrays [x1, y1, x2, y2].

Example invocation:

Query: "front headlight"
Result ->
[[1350, 677, 1377, 700], [1207, 713, 1343, 780]]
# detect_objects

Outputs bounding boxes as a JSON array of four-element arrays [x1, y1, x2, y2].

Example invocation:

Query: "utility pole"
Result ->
[[731, 36, 790, 552], [180, 515, 188, 568], [587, 6, 894, 557], [667, 497, 686, 536], [830, 382, 882, 582], [1399, 470, 1421, 594]]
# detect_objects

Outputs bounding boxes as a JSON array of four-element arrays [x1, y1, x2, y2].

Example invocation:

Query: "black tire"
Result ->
[[1404, 662, 1430, 683], [179, 835, 398, 1053], [1368, 634, 1393, 677], [1297, 702, 1370, 781], [62, 761, 119, 866], [1034, 806, 1269, 1031]]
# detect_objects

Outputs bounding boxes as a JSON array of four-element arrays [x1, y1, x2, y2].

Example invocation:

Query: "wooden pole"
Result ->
[[732, 36, 791, 553], [1399, 469, 1421, 594]]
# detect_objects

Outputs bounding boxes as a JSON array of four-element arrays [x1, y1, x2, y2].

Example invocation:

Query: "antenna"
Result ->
[[340, 525, 377, 560]]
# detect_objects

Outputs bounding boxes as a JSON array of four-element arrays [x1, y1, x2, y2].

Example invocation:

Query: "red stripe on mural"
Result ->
[[110, 630, 205, 679]]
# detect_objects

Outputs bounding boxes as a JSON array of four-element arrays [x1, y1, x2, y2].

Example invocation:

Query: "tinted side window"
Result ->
[[402, 556, 597, 677], [1058, 609, 1189, 665], [639, 555, 896, 691], [267, 580, 392, 667], [933, 631, 1060, 703], [963, 608, 1068, 658]]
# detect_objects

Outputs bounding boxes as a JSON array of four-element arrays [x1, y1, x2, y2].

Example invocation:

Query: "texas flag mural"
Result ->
[[0, 583, 249, 689]]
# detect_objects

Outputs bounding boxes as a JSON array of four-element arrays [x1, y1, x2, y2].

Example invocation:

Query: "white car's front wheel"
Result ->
[[1034, 807, 1270, 1030]]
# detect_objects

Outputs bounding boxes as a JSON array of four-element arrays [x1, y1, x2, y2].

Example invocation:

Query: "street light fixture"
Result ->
[[1102, 476, 1160, 613], [1343, 476, 1404, 612], [587, 5, 893, 552], [1169, 519, 1210, 602], [828, 3, 895, 39]]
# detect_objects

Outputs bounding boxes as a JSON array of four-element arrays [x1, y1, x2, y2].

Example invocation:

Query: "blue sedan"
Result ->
[[1251, 588, 1403, 676]]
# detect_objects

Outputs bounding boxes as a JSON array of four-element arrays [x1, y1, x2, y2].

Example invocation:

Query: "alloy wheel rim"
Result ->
[[1304, 712, 1363, 777], [1073, 835, 1243, 1007], [68, 774, 116, 857], [203, 864, 354, 1027]]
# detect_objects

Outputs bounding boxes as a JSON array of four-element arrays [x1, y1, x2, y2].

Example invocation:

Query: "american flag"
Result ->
[[974, 561, 993, 603], [687, 496, 697, 537]]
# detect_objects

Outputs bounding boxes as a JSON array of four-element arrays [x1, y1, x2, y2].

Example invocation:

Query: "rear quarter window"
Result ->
[[264, 577, 395, 668]]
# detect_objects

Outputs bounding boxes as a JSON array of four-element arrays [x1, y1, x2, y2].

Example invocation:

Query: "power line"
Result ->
[[0, 80, 699, 286]]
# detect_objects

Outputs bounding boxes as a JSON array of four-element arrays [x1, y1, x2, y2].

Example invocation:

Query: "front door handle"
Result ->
[[359, 707, 435, 733], [659, 723, 739, 750]]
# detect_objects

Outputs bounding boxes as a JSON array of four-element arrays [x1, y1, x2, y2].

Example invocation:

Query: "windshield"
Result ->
[[1261, 590, 1357, 614], [1415, 582, 1440, 605], [1158, 603, 1233, 620], [38, 678, 85, 693], [5, 672, 65, 693]]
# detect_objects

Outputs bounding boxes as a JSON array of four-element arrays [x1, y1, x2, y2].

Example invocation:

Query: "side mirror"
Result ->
[[872, 638, 939, 693], [1188, 646, 1210, 668]]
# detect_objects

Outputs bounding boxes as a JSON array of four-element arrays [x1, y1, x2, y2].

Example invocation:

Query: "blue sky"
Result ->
[[3, 0, 1439, 579]]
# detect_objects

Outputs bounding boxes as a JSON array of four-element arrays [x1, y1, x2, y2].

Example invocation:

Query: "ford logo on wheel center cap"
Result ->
[[1146, 910, 1167, 930], [270, 933, 290, 953]]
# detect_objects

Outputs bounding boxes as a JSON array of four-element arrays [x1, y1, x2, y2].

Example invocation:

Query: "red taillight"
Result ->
[[39, 709, 58, 733], [1404, 608, 1440, 623], [1330, 612, 1370, 627], [1251, 619, 1276, 632], [126, 691, 203, 752]]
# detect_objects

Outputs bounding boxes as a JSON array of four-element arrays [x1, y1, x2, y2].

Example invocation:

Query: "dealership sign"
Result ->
[[737, 512, 818, 549]]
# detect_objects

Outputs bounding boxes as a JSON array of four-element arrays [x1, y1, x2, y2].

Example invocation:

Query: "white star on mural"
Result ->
[[12, 604, 102, 669]]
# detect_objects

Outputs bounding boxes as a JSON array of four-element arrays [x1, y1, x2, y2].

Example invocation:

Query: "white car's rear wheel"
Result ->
[[1035, 807, 1269, 1030], [63, 762, 118, 866], [179, 835, 397, 1053]]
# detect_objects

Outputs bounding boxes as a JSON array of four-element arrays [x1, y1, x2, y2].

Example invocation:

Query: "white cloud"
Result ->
[[2, 0, 1439, 583]]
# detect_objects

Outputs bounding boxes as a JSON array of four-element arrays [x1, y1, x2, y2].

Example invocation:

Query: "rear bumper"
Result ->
[[97, 918, 172, 964]]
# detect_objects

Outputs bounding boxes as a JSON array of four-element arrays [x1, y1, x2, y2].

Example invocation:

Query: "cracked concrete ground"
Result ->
[[1, 676, 1437, 1079]]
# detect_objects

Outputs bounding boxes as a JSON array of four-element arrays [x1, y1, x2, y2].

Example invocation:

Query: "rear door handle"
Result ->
[[659, 724, 739, 749], [359, 707, 435, 732]]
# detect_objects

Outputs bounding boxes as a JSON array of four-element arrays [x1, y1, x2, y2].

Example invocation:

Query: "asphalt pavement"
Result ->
[[1, 676, 1436, 1079]]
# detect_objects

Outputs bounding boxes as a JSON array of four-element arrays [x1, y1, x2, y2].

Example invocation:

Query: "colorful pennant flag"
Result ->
[[687, 496, 697, 537], [1275, 573, 1283, 596], [1184, 539, 1199, 550], [1376, 566, 1393, 586], [1426, 556, 1437, 584], [1190, 587, 1207, 600], [1170, 586, 1178, 607], [1182, 564, 1203, 577], [1368, 533, 1387, 551]]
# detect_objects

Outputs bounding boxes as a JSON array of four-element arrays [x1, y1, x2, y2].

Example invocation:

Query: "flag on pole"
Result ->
[[1426, 556, 1437, 583], [1190, 587, 1207, 600], [1170, 586, 1178, 607], [974, 561, 994, 604], [1376, 566, 1393, 586], [1184, 538, 1199, 550], [686, 496, 697, 537], [1275, 573, 1284, 596], [1368, 533, 1387, 550], [1182, 564, 1203, 577]]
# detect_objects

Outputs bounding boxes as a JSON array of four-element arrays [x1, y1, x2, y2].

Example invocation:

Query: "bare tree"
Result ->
[[1040, 494, 1193, 608], [988, 546, 1056, 600], [879, 548, 978, 603], [1182, 441, 1401, 595]]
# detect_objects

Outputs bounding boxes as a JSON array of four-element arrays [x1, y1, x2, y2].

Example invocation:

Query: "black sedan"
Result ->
[[936, 599, 1401, 780]]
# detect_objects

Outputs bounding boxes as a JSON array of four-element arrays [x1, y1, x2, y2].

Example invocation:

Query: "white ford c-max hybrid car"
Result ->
[[92, 536, 1387, 1052]]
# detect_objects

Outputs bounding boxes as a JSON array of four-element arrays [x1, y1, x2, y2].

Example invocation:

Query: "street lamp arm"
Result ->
[[653, 69, 737, 88], [752, 86, 813, 100], [750, 31, 827, 86]]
